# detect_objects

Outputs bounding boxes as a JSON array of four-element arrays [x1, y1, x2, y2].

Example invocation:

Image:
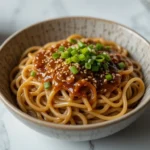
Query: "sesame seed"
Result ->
[[104, 79, 107, 83], [104, 89, 107, 92], [116, 74, 121, 77]]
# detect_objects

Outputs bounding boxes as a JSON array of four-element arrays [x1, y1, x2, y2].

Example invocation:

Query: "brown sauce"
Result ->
[[34, 40, 128, 97]]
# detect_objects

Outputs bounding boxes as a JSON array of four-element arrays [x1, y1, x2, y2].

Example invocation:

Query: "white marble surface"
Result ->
[[0, 0, 150, 149]]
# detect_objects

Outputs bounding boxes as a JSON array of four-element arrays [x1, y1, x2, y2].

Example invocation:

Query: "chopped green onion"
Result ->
[[85, 54, 90, 61], [71, 55, 79, 63], [61, 51, 69, 59], [67, 47, 73, 53], [87, 45, 93, 51], [65, 58, 72, 64], [69, 39, 77, 44], [71, 49, 78, 56], [81, 48, 89, 54], [92, 65, 99, 72], [105, 46, 111, 49], [96, 55, 105, 62], [44, 82, 51, 89], [89, 44, 93, 49], [50, 40, 114, 73], [95, 43, 103, 50], [78, 41, 85, 48], [85, 63, 91, 69], [71, 46, 76, 50], [58, 46, 65, 52], [52, 52, 60, 59], [87, 47, 91, 51], [105, 74, 113, 81], [67, 47, 73, 51], [66, 48, 73, 56], [92, 56, 96, 60], [88, 59, 94, 65], [97, 62, 101, 66], [67, 48, 73, 56], [102, 53, 111, 61], [79, 54, 86, 61], [118, 62, 126, 69], [103, 63, 109, 70], [30, 71, 36, 77], [70, 66, 79, 74]]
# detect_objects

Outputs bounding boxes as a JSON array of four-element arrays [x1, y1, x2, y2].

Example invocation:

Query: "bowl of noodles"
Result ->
[[0, 17, 150, 141]]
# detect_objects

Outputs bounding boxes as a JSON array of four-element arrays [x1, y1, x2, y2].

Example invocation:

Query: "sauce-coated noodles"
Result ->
[[10, 34, 145, 125]]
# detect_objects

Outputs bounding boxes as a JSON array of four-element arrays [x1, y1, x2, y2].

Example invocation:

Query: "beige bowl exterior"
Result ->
[[0, 17, 150, 141]]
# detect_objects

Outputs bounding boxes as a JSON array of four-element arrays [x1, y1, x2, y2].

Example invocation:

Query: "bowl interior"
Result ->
[[0, 17, 150, 125]]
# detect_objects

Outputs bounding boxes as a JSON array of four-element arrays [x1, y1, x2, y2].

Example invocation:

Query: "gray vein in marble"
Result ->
[[141, 0, 150, 11], [0, 121, 10, 150], [89, 140, 95, 150]]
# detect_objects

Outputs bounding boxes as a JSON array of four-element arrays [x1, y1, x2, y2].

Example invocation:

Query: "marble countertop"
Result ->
[[0, 0, 150, 149]]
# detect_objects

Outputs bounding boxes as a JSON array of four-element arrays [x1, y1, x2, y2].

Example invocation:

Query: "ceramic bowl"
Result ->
[[0, 17, 150, 141]]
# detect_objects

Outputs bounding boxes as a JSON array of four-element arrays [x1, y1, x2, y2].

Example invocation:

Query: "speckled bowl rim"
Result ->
[[0, 16, 150, 130]]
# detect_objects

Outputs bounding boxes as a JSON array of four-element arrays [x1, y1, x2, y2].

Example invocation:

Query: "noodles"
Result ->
[[10, 34, 145, 125]]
